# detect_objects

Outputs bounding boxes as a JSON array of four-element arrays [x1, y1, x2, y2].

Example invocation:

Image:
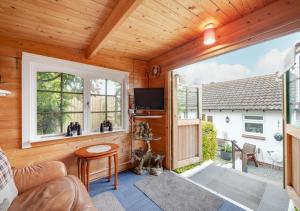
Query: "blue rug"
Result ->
[[89, 171, 245, 211]]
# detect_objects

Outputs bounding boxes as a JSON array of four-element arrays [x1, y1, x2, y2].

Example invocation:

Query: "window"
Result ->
[[22, 53, 128, 148], [90, 79, 122, 131], [287, 48, 300, 127], [177, 86, 199, 119], [207, 116, 213, 122], [243, 115, 264, 135], [37, 72, 84, 135]]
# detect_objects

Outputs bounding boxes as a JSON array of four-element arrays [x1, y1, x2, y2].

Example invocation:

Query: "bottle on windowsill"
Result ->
[[66, 124, 72, 136], [75, 122, 82, 135]]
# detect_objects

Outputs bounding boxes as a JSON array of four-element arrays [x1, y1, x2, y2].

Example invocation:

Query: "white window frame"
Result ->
[[22, 52, 129, 148], [242, 114, 264, 136]]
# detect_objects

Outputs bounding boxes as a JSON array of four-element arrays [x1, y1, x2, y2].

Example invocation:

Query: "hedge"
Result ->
[[202, 121, 218, 160]]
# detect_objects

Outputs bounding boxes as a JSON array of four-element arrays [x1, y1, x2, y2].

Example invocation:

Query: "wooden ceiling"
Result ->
[[0, 0, 293, 61], [0, 0, 118, 49]]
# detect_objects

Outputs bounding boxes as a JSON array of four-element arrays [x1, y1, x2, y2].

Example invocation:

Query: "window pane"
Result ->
[[37, 113, 61, 135], [107, 80, 121, 96], [37, 92, 61, 113], [177, 87, 187, 119], [91, 95, 106, 111], [107, 96, 121, 111], [37, 72, 84, 136], [187, 109, 198, 119], [91, 79, 106, 95], [37, 72, 61, 91], [62, 93, 83, 112], [63, 74, 83, 93], [288, 78, 300, 127], [177, 86, 199, 119], [187, 90, 198, 110], [245, 123, 263, 134], [62, 113, 84, 133], [90, 113, 106, 131], [289, 64, 299, 81], [107, 112, 122, 128], [244, 115, 263, 120]]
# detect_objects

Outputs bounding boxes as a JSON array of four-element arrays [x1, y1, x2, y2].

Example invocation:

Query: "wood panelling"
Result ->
[[0, 0, 118, 49], [99, 0, 276, 60], [292, 137, 300, 196], [148, 70, 170, 169], [150, 0, 300, 70], [286, 133, 300, 208], [175, 123, 202, 168], [86, 0, 143, 58], [0, 0, 277, 60], [0, 37, 149, 180]]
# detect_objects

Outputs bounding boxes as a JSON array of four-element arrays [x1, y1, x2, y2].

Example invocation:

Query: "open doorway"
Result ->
[[171, 32, 300, 192]]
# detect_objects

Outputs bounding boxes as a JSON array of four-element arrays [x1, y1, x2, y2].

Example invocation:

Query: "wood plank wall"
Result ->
[[292, 136, 300, 196], [0, 36, 148, 180], [148, 70, 170, 169]]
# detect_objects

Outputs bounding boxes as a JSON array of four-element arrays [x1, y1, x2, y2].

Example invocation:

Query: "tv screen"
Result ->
[[134, 88, 164, 110]]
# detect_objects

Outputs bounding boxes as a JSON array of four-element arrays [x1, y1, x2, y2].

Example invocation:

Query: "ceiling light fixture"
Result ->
[[203, 23, 216, 45]]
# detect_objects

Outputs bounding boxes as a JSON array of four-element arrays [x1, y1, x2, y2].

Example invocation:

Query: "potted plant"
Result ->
[[220, 144, 232, 161], [274, 132, 283, 142]]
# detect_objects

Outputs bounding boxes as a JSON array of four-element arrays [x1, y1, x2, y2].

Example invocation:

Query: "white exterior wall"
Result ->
[[204, 110, 283, 166]]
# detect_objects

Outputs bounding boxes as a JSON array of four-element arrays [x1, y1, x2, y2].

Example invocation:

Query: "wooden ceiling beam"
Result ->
[[149, 0, 300, 70], [86, 0, 142, 59]]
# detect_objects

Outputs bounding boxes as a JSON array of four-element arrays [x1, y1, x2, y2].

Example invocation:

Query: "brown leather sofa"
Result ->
[[9, 161, 96, 211]]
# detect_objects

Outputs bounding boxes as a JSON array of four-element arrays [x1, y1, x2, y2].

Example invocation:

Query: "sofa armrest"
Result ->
[[13, 161, 67, 194]]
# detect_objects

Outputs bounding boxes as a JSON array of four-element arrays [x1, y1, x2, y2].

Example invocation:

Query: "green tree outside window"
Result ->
[[37, 72, 84, 135]]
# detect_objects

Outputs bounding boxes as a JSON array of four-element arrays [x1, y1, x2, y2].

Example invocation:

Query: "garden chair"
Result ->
[[231, 141, 258, 172], [243, 143, 258, 167]]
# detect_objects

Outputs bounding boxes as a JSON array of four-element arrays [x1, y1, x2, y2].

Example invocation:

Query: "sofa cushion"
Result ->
[[0, 150, 18, 211], [9, 175, 95, 211]]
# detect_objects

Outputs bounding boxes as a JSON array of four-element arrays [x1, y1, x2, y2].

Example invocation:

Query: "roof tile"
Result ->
[[202, 74, 282, 111]]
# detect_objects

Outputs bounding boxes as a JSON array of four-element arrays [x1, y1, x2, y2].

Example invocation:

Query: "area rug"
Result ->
[[135, 171, 224, 211], [92, 192, 125, 211]]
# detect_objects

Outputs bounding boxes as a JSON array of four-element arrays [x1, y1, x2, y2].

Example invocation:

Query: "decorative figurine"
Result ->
[[66, 122, 82, 136], [100, 120, 113, 132], [132, 122, 164, 176], [135, 122, 153, 140]]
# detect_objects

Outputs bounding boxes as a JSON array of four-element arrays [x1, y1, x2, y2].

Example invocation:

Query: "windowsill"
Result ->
[[29, 129, 127, 147], [242, 133, 265, 140]]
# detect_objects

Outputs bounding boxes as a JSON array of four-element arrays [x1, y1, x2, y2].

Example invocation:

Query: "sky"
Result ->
[[175, 31, 300, 85]]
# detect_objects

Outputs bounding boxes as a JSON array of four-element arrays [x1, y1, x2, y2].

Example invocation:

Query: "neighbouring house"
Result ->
[[202, 74, 283, 166]]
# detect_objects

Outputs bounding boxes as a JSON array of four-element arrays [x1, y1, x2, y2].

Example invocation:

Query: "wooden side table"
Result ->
[[75, 143, 119, 191]]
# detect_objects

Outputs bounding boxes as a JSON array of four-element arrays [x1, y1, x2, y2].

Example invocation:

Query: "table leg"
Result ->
[[77, 157, 81, 180], [114, 153, 118, 190], [81, 159, 86, 187], [108, 156, 112, 182], [86, 160, 90, 191]]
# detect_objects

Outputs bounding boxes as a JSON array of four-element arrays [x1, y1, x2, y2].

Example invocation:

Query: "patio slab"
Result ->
[[189, 164, 289, 211]]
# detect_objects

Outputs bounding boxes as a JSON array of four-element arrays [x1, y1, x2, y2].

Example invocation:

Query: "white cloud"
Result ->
[[255, 48, 291, 75], [176, 47, 292, 85], [177, 62, 250, 85]]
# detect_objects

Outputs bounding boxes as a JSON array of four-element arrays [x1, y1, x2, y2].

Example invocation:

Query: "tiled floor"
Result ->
[[89, 171, 245, 211]]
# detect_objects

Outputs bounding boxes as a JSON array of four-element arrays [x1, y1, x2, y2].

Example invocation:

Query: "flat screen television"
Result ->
[[134, 88, 164, 110]]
